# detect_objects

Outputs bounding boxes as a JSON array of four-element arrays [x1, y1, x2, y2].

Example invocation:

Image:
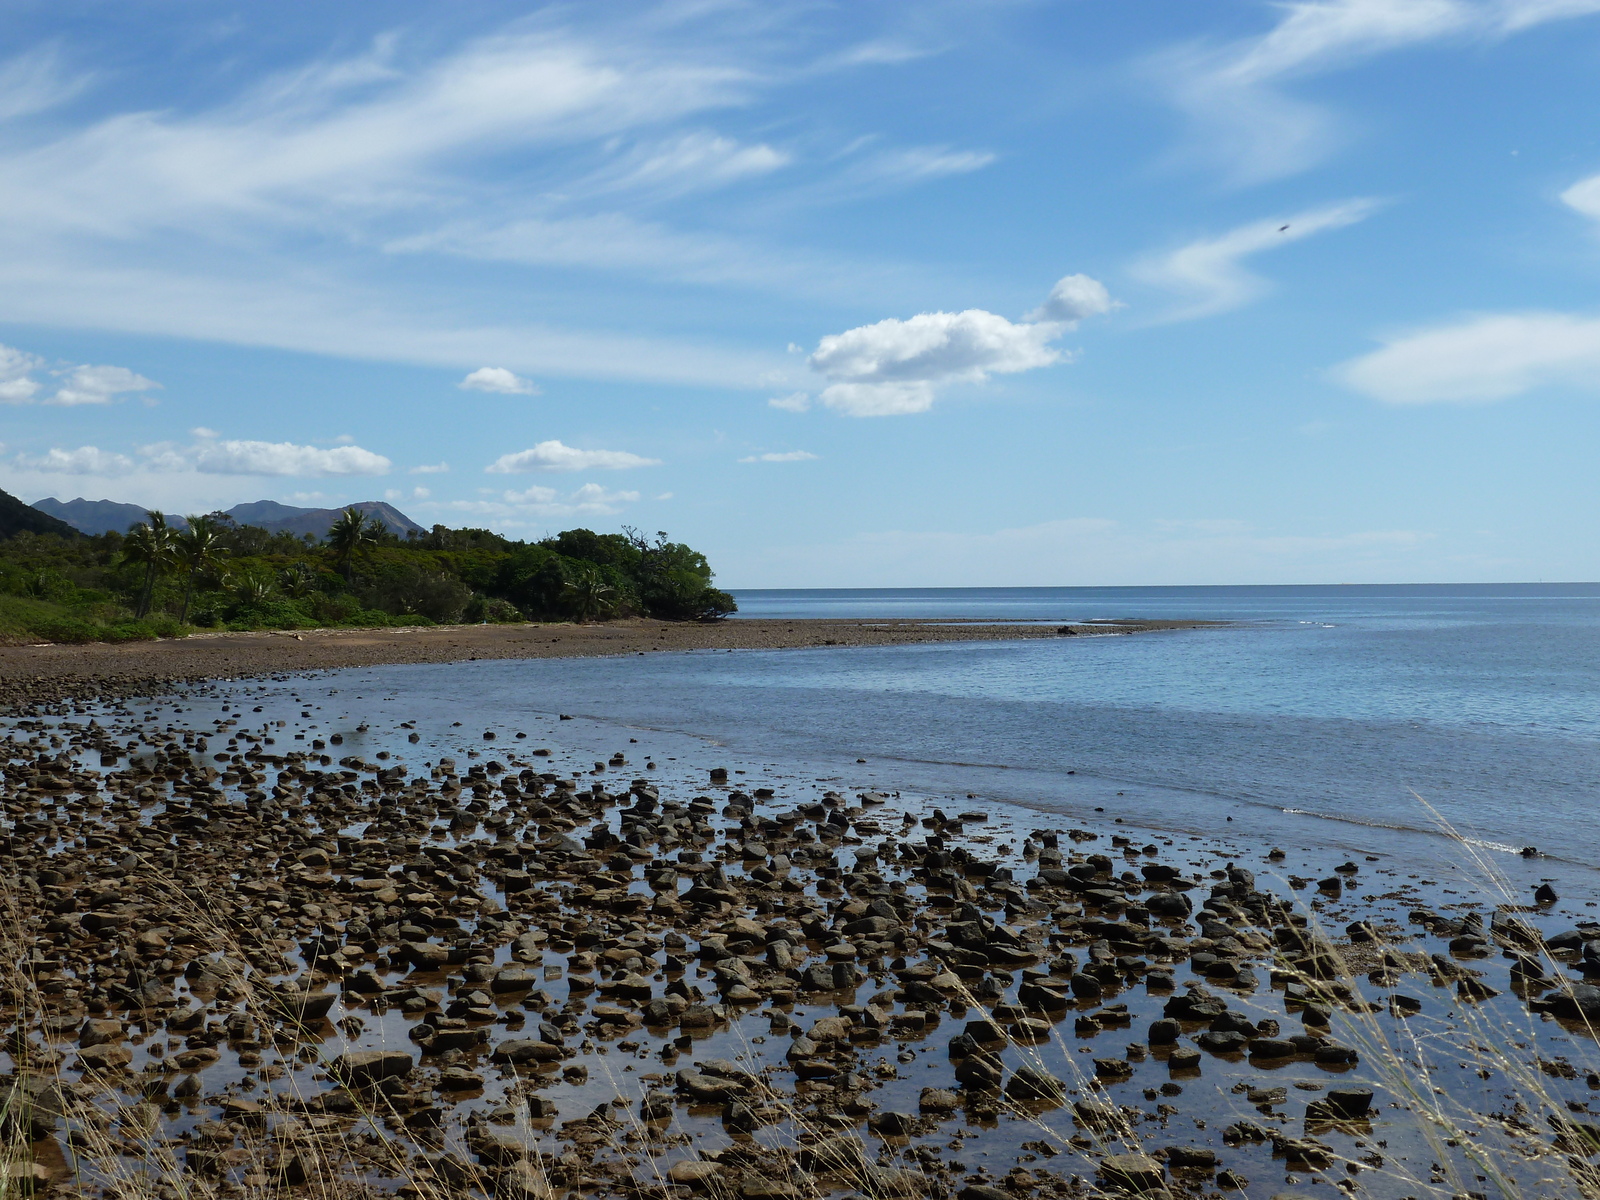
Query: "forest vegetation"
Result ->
[[0, 496, 735, 644]]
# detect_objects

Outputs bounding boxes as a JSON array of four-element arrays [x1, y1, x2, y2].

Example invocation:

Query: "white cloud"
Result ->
[[436, 481, 641, 526], [808, 290, 1096, 416], [14, 445, 136, 475], [138, 437, 392, 476], [578, 131, 789, 199], [1154, 0, 1600, 183], [47, 363, 160, 406], [410, 461, 450, 474], [1561, 173, 1600, 224], [459, 366, 540, 395], [1498, 0, 1600, 31], [485, 439, 661, 472], [0, 343, 43, 403], [0, 48, 89, 123], [1027, 274, 1119, 324], [0, 342, 159, 405], [1339, 311, 1600, 403], [739, 450, 818, 462], [768, 391, 811, 412], [386, 486, 431, 502], [1134, 200, 1378, 320]]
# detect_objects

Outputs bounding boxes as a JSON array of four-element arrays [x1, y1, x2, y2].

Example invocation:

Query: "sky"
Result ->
[[3, 0, 1600, 586]]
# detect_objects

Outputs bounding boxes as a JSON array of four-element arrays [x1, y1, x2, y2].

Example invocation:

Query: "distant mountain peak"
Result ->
[[27, 496, 424, 538]]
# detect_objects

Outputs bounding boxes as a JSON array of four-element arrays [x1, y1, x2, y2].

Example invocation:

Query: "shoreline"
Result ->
[[0, 616, 1214, 709], [4, 675, 1594, 1200]]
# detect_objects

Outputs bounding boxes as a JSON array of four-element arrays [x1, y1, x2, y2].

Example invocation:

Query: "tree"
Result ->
[[121, 511, 174, 618], [563, 567, 615, 623], [172, 515, 229, 624], [327, 507, 380, 585]]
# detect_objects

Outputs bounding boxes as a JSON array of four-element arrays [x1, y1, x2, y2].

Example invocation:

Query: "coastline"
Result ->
[[0, 616, 1212, 708], [4, 671, 1593, 1200]]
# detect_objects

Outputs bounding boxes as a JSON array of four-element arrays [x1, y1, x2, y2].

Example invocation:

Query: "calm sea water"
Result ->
[[237, 584, 1600, 881]]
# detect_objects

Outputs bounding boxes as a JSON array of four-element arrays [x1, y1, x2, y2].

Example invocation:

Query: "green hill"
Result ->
[[0, 487, 78, 540]]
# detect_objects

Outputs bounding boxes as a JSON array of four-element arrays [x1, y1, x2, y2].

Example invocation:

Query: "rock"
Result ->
[[75, 1044, 133, 1072], [867, 1111, 914, 1136], [1307, 1088, 1373, 1120], [331, 1049, 414, 1087], [1099, 1153, 1165, 1192], [1004, 1067, 1065, 1103], [958, 1188, 1012, 1200], [667, 1161, 722, 1187], [1148, 1018, 1180, 1044], [640, 1091, 674, 1121], [1168, 1046, 1201, 1070], [1, 1162, 51, 1195], [490, 1039, 564, 1064], [919, 1087, 960, 1113], [1165, 1145, 1217, 1168]]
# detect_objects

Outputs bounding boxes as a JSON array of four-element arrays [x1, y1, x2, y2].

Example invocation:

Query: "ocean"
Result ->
[[226, 583, 1600, 886]]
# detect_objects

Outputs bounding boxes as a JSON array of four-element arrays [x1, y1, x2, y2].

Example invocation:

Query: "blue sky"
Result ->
[[3, 0, 1600, 586]]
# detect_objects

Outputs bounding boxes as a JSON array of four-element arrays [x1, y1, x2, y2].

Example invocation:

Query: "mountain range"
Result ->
[[28, 496, 424, 539]]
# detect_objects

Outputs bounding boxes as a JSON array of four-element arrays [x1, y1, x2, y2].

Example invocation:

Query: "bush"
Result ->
[[464, 595, 524, 623]]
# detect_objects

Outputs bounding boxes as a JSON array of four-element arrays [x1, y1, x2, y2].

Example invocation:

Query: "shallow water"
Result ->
[[287, 584, 1600, 881]]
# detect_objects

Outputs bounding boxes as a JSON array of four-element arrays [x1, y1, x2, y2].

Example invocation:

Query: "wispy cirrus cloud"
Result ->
[[1152, 0, 1600, 184], [1339, 311, 1600, 403], [0, 17, 977, 387], [1133, 199, 1379, 321]]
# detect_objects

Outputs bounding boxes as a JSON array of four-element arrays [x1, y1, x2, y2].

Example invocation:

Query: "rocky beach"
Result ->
[[4, 633, 1600, 1200]]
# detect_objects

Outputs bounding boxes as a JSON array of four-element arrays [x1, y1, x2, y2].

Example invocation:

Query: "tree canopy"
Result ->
[[0, 494, 734, 644]]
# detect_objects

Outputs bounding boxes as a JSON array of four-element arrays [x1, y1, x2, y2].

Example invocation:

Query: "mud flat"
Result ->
[[0, 618, 1212, 710], [3, 671, 1599, 1200]]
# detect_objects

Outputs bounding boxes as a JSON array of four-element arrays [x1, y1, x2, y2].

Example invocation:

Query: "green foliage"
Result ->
[[0, 512, 734, 643]]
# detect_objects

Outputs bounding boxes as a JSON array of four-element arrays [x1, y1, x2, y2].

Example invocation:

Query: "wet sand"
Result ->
[[0, 618, 1207, 709]]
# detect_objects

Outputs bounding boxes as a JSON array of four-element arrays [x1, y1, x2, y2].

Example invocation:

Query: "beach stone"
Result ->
[[1004, 1066, 1065, 1103], [1099, 1153, 1164, 1192], [958, 1187, 1012, 1200], [1147, 1018, 1180, 1044], [667, 1161, 722, 1187], [332, 1049, 414, 1086], [1307, 1088, 1373, 1120], [1165, 1145, 1217, 1168], [76, 1044, 133, 1072], [919, 1087, 960, 1113]]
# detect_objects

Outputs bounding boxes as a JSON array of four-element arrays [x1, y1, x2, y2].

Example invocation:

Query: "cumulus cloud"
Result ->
[[1338, 311, 1600, 403], [0, 342, 159, 405], [485, 439, 661, 472], [767, 391, 810, 412], [14, 445, 136, 475], [1027, 274, 1119, 324], [459, 366, 540, 395], [0, 343, 43, 403], [807, 273, 1114, 417], [739, 450, 818, 463], [410, 462, 450, 474], [49, 363, 161, 406], [1135, 200, 1378, 320], [129, 435, 393, 476]]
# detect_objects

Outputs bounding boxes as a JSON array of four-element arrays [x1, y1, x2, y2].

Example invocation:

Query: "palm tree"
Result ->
[[563, 568, 615, 623], [326, 508, 379, 585], [121, 511, 174, 618], [172, 515, 229, 624]]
